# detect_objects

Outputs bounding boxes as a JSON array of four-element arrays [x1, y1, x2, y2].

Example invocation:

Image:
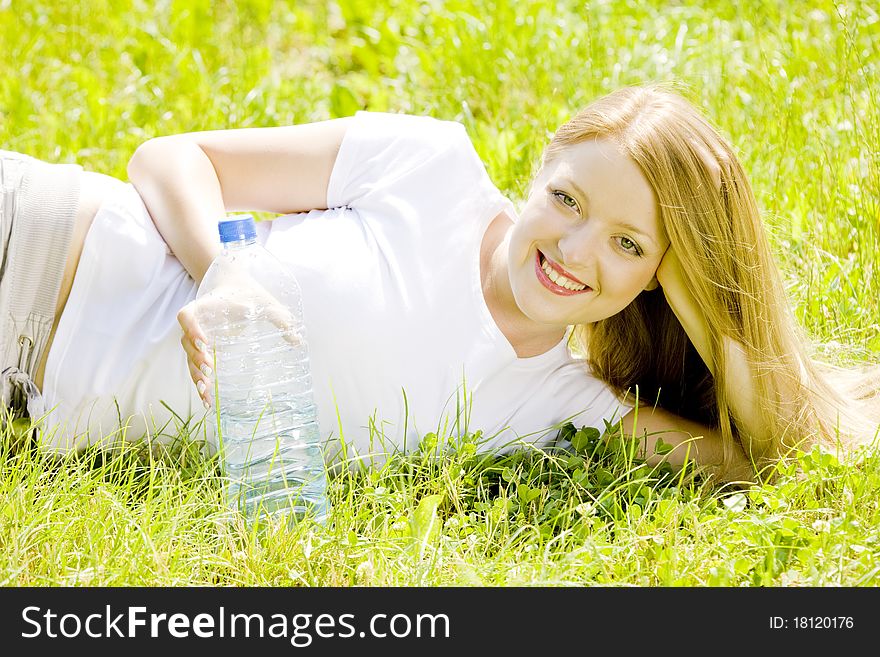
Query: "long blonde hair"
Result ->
[[543, 85, 880, 477]]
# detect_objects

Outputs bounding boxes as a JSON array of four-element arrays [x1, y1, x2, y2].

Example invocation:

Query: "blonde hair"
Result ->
[[543, 85, 880, 478]]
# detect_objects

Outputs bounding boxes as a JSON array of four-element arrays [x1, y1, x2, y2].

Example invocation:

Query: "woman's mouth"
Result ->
[[535, 250, 592, 296]]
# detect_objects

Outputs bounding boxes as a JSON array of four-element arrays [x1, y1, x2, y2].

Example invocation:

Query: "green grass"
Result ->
[[2, 0, 879, 586]]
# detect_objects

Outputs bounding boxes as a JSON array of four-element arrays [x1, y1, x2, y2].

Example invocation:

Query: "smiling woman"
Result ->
[[2, 84, 878, 486], [556, 87, 880, 477], [497, 136, 668, 337]]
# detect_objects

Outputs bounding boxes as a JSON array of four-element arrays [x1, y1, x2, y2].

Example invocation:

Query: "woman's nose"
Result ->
[[558, 223, 598, 273]]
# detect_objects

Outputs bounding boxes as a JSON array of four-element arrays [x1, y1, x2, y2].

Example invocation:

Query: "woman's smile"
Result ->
[[535, 250, 592, 296]]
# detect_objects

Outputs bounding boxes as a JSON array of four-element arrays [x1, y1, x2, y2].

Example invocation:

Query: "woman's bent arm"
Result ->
[[127, 117, 352, 284], [656, 247, 764, 455], [128, 117, 352, 405]]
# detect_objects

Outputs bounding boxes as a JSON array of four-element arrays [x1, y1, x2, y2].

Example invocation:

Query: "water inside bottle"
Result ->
[[219, 402, 328, 524]]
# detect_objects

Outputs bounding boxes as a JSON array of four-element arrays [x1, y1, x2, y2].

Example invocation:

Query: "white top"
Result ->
[[42, 111, 632, 464]]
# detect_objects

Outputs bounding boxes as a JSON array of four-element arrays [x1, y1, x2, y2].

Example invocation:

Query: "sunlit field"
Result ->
[[2, 0, 879, 586]]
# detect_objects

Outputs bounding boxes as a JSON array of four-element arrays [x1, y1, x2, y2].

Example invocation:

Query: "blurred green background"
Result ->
[[3, 0, 880, 588]]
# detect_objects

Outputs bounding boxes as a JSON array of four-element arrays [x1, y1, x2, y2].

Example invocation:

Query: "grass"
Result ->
[[2, 0, 879, 586]]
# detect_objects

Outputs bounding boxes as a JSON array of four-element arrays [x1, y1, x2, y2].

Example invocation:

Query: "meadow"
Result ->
[[1, 0, 879, 586]]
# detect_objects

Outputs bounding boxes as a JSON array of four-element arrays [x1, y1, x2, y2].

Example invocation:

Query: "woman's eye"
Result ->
[[553, 190, 579, 211], [618, 236, 642, 256]]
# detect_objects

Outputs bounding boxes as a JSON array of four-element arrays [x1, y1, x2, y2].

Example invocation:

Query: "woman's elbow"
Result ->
[[127, 136, 184, 183], [127, 137, 160, 183]]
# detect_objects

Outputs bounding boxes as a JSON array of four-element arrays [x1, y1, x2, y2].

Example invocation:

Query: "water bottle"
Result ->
[[196, 214, 329, 525]]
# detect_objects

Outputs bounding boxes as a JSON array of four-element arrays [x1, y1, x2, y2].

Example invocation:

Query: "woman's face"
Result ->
[[507, 138, 668, 328]]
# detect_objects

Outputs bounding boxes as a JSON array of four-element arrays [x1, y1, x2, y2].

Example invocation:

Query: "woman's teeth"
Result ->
[[541, 256, 587, 291]]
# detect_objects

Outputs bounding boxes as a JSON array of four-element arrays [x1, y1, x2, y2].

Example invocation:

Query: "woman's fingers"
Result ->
[[178, 300, 213, 408], [180, 331, 213, 408], [186, 356, 213, 408], [264, 302, 302, 345]]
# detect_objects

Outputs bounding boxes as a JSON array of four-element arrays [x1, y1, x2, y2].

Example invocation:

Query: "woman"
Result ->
[[2, 85, 876, 483]]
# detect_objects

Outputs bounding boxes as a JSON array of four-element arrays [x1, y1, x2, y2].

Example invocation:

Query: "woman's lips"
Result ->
[[534, 250, 592, 296]]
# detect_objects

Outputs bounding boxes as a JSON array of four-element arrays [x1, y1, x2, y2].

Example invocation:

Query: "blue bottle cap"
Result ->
[[218, 215, 257, 244]]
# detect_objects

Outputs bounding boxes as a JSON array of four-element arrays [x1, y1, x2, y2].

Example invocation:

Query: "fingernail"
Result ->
[[197, 380, 206, 395], [203, 399, 210, 410], [195, 339, 207, 353], [200, 364, 213, 377]]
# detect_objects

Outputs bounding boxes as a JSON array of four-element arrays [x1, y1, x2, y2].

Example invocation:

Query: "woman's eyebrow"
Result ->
[[563, 177, 591, 216], [615, 221, 659, 248], [561, 176, 659, 249]]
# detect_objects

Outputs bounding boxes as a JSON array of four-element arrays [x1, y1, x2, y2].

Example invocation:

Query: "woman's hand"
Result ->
[[178, 278, 301, 409]]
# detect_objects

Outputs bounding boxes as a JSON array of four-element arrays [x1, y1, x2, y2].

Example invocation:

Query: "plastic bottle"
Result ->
[[196, 214, 329, 524]]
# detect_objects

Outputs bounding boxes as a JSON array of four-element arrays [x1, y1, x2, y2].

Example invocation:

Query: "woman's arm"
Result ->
[[127, 117, 352, 284], [127, 117, 352, 406], [619, 405, 756, 485], [655, 247, 764, 456]]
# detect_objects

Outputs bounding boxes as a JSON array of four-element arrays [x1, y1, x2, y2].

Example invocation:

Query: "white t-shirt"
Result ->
[[42, 111, 631, 464]]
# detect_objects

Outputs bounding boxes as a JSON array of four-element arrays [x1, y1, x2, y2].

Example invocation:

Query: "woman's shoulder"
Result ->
[[349, 109, 467, 132], [343, 110, 474, 159], [329, 110, 494, 207]]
